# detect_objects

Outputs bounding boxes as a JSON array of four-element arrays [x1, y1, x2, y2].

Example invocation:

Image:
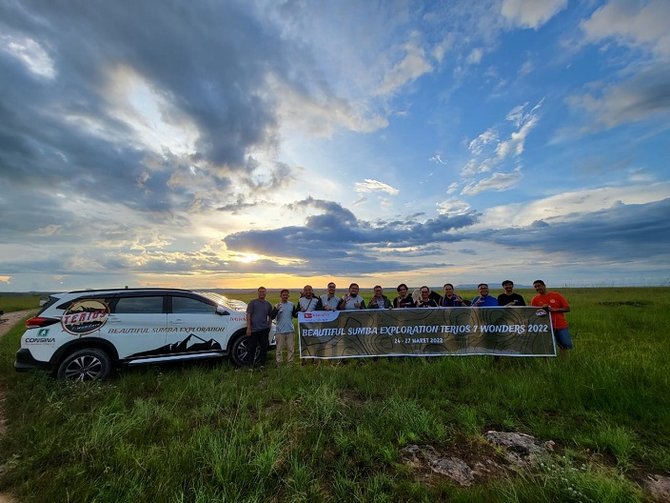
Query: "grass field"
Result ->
[[0, 294, 42, 313], [0, 287, 669, 502]]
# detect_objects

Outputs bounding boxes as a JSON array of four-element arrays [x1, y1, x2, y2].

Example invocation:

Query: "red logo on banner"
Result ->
[[304, 312, 313, 319]]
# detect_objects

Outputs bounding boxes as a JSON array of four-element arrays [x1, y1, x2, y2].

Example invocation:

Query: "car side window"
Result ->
[[171, 296, 215, 314], [113, 296, 164, 314]]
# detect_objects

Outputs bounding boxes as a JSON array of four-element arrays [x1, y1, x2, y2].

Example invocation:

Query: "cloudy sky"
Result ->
[[1, 0, 669, 292]]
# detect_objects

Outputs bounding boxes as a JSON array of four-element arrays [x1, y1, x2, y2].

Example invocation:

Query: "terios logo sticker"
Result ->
[[62, 300, 110, 335]]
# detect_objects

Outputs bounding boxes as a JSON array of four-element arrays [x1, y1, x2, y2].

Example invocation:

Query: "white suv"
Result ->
[[15, 288, 275, 381]]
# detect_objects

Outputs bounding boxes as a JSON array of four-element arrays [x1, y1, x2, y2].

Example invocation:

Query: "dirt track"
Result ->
[[0, 310, 33, 503], [0, 310, 32, 436], [0, 310, 34, 339]]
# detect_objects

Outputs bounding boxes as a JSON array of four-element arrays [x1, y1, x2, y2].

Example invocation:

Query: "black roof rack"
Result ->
[[66, 287, 196, 294]]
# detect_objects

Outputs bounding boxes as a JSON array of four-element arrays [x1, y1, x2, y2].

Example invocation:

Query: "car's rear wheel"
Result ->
[[230, 335, 257, 367], [57, 348, 112, 381]]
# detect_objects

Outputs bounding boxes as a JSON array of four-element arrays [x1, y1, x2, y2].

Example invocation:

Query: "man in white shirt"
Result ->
[[272, 289, 295, 365], [320, 282, 341, 311], [297, 285, 323, 312], [338, 283, 366, 310]]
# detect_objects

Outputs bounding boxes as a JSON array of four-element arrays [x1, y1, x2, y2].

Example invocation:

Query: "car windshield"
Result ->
[[197, 292, 247, 311]]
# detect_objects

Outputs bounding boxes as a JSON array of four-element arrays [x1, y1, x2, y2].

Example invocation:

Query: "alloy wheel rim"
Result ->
[[64, 355, 103, 381]]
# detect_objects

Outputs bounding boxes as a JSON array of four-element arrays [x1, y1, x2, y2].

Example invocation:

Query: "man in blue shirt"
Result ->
[[471, 283, 498, 307]]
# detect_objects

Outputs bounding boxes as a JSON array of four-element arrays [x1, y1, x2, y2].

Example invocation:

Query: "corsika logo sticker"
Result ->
[[62, 299, 110, 335]]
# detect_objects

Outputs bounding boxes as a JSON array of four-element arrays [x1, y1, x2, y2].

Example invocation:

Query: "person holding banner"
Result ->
[[296, 285, 323, 313], [531, 280, 573, 354], [338, 283, 366, 310], [393, 283, 416, 308], [440, 283, 466, 306], [416, 286, 439, 308], [271, 289, 296, 365], [471, 283, 498, 307], [368, 285, 392, 309], [320, 282, 341, 311], [497, 280, 526, 306]]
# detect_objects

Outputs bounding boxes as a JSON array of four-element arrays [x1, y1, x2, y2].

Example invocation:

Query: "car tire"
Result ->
[[230, 334, 255, 367], [56, 348, 112, 381]]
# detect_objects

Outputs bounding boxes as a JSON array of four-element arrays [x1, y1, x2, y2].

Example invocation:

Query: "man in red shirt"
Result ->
[[531, 279, 573, 355]]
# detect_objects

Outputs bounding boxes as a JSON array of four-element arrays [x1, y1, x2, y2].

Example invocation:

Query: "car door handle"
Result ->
[[170, 319, 185, 325]]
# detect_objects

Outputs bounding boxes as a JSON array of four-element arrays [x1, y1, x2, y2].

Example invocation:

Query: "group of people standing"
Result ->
[[245, 279, 573, 368]]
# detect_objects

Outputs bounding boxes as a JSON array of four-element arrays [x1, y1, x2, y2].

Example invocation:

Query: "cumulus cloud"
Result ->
[[480, 182, 670, 228], [436, 199, 472, 216], [270, 75, 389, 136], [477, 198, 670, 262], [219, 195, 670, 277], [581, 0, 670, 58], [354, 179, 400, 195], [495, 113, 538, 157], [376, 41, 433, 96], [468, 129, 498, 156], [0, 0, 437, 233], [501, 0, 568, 29], [570, 1, 670, 131], [466, 48, 484, 65], [429, 154, 449, 165], [458, 100, 541, 194], [431, 34, 455, 63], [465, 100, 542, 168], [0, 1, 299, 227], [0, 33, 56, 79], [223, 197, 479, 274], [517, 60, 533, 77], [33, 225, 62, 237], [567, 64, 670, 128], [461, 169, 522, 196]]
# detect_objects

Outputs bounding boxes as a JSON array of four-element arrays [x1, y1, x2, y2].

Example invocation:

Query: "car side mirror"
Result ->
[[216, 306, 229, 315]]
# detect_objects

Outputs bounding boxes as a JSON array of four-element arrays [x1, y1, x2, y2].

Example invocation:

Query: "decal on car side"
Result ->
[[62, 299, 110, 335]]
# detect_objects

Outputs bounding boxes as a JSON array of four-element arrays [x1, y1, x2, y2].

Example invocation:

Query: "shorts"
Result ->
[[554, 328, 573, 350]]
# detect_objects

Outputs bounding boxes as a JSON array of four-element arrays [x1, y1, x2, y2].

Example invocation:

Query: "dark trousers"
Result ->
[[247, 328, 270, 367]]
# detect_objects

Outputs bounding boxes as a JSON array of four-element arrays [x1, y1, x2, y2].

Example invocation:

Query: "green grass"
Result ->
[[0, 294, 41, 313], [1, 287, 668, 502]]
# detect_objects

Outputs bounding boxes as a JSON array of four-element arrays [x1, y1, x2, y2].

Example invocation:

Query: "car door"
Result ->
[[100, 295, 168, 360], [165, 294, 232, 356]]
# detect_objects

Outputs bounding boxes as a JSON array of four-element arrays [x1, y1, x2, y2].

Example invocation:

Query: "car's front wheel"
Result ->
[[56, 348, 112, 381]]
